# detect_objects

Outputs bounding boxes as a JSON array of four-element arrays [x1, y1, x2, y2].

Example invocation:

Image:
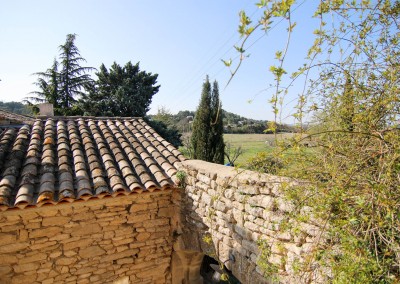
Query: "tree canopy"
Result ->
[[80, 61, 159, 117], [26, 34, 94, 115], [191, 76, 225, 164], [58, 34, 95, 111]]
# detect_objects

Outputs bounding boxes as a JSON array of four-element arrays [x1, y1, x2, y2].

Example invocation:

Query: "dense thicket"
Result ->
[[232, 0, 400, 282]]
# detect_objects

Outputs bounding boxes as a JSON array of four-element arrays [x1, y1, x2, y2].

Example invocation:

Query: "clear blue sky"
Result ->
[[0, 0, 318, 121]]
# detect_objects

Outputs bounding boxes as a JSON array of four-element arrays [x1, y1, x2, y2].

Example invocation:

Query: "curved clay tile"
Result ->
[[114, 120, 161, 191], [0, 116, 184, 210], [124, 120, 175, 185], [0, 125, 31, 206], [82, 119, 109, 196], [56, 120, 75, 201], [138, 119, 186, 163], [38, 122, 56, 205], [67, 120, 92, 199], [88, 120, 128, 195]]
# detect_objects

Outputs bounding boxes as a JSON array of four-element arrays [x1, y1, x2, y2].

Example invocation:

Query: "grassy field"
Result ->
[[224, 133, 293, 166]]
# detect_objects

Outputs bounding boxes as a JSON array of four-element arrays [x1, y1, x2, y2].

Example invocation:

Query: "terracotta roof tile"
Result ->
[[0, 117, 186, 210]]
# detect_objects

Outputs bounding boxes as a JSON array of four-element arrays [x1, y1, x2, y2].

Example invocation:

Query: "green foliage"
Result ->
[[80, 61, 159, 117], [26, 34, 94, 116], [0, 101, 32, 115], [175, 170, 187, 188], [257, 239, 279, 280], [191, 76, 225, 164], [58, 34, 95, 111], [146, 107, 182, 147], [209, 81, 225, 164], [246, 151, 284, 174], [146, 118, 182, 148], [230, 0, 400, 282]]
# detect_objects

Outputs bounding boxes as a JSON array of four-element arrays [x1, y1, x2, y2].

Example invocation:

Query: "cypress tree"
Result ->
[[191, 76, 224, 164], [191, 76, 211, 161], [209, 80, 224, 164]]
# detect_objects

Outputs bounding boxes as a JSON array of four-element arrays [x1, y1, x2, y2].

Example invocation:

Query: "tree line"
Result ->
[[26, 34, 159, 119]]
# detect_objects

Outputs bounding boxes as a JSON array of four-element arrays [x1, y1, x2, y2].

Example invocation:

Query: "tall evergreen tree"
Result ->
[[58, 34, 95, 111], [191, 77, 212, 161], [209, 80, 224, 164], [79, 61, 159, 117], [25, 59, 61, 114], [191, 76, 224, 164], [27, 34, 94, 115]]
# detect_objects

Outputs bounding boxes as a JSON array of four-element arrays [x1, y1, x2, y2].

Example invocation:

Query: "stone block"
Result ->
[[113, 237, 134, 246], [200, 192, 212, 206], [158, 207, 174, 218], [234, 225, 251, 239], [55, 257, 77, 266], [30, 226, 63, 238], [248, 195, 273, 209], [0, 265, 12, 275], [238, 184, 260, 195], [13, 262, 40, 273], [196, 173, 211, 185], [242, 239, 259, 254], [127, 213, 150, 223], [30, 241, 57, 250], [71, 212, 95, 221], [0, 242, 29, 253], [0, 233, 16, 245], [114, 227, 133, 237], [49, 251, 63, 259], [63, 238, 92, 250], [1, 224, 24, 232], [215, 200, 228, 213], [101, 249, 139, 262], [142, 219, 169, 228], [70, 223, 101, 237], [42, 216, 71, 226], [244, 204, 264, 218], [0, 254, 18, 264], [38, 208, 59, 217], [79, 245, 106, 258], [244, 221, 260, 233], [19, 252, 47, 264]]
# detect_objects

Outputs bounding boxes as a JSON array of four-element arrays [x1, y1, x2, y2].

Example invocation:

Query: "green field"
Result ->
[[224, 133, 293, 166]]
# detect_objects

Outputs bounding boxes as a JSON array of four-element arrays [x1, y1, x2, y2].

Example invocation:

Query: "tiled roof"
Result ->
[[0, 117, 186, 211], [0, 109, 34, 125]]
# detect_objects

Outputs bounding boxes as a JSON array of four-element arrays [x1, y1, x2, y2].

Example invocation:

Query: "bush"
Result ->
[[246, 152, 284, 174]]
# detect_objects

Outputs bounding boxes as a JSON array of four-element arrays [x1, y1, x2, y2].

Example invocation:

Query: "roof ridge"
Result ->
[[36, 116, 143, 121]]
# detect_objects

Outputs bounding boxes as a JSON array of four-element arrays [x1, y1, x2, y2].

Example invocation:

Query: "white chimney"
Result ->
[[38, 103, 54, 116]]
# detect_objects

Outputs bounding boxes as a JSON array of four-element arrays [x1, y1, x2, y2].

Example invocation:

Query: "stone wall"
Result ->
[[0, 190, 175, 284], [177, 160, 325, 284]]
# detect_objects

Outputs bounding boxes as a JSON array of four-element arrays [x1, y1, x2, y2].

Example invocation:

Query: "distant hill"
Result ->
[[0, 101, 32, 116], [149, 109, 296, 134]]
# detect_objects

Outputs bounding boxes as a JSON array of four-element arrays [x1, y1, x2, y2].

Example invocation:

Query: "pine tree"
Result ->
[[58, 34, 95, 112], [27, 34, 94, 116], [26, 59, 61, 114], [191, 76, 224, 164]]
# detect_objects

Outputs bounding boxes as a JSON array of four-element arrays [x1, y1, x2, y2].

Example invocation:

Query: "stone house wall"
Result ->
[[177, 160, 325, 284], [0, 190, 175, 284]]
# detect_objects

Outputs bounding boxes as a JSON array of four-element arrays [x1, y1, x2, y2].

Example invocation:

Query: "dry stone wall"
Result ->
[[0, 191, 175, 284], [178, 160, 326, 284]]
